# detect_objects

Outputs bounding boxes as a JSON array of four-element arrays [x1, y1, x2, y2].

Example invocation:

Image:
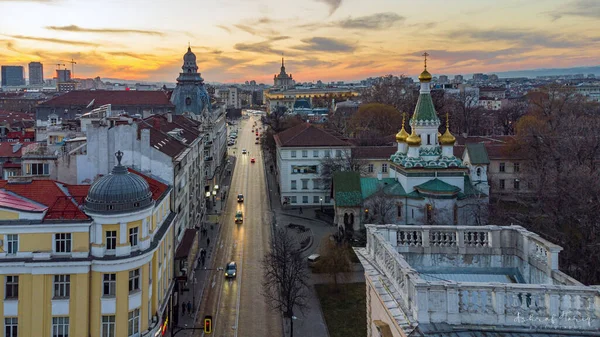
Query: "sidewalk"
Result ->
[[169, 155, 237, 337]]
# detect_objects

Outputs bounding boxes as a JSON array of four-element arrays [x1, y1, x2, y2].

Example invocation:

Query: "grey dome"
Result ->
[[184, 46, 196, 63], [85, 151, 153, 214]]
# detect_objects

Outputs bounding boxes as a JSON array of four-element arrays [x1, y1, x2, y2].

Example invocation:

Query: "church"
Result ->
[[170, 46, 212, 115], [333, 56, 489, 232]]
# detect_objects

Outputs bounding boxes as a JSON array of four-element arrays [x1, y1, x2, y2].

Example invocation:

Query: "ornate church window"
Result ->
[[185, 97, 192, 105]]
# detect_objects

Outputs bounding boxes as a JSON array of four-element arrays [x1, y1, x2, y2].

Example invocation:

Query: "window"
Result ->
[[128, 309, 140, 337], [106, 231, 117, 250], [313, 150, 319, 158], [4, 317, 17, 337], [397, 203, 402, 217], [302, 196, 309, 204], [6, 234, 18, 254], [476, 167, 482, 177], [368, 164, 374, 173], [52, 317, 69, 337], [514, 162, 520, 172], [499, 179, 505, 190], [290, 196, 297, 204], [53, 275, 70, 298], [103, 273, 116, 297], [129, 227, 139, 248], [102, 315, 116, 337], [28, 163, 50, 175], [290, 150, 297, 158], [291, 180, 297, 190], [381, 163, 388, 173], [312, 179, 320, 190], [324, 150, 331, 158], [313, 196, 320, 203], [514, 179, 520, 190], [499, 162, 505, 172], [301, 180, 308, 190], [129, 269, 140, 293], [325, 196, 331, 203], [54, 233, 72, 253], [427, 134, 431, 145], [5, 275, 18, 299], [335, 150, 342, 158], [302, 150, 308, 158]]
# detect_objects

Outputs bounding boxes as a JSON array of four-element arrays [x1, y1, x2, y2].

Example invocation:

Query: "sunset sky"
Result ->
[[0, 0, 599, 83]]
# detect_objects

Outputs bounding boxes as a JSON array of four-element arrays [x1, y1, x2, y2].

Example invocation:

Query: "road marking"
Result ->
[[234, 227, 244, 337]]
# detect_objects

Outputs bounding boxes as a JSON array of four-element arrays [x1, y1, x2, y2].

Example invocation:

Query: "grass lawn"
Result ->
[[315, 283, 366, 337]]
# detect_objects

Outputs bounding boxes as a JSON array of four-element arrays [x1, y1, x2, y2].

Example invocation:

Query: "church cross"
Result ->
[[422, 52, 429, 69]]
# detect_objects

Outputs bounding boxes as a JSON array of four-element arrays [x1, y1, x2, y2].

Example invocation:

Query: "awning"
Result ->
[[175, 228, 198, 260]]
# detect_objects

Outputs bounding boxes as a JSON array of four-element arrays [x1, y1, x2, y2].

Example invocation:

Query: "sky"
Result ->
[[0, 0, 599, 83]]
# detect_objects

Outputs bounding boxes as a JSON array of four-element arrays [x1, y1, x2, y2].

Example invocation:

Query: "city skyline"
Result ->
[[0, 0, 599, 83]]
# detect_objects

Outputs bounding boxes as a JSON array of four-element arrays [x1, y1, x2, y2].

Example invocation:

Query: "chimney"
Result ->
[[167, 112, 173, 123]]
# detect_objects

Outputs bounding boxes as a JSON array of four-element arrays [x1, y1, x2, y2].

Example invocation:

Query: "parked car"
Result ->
[[307, 254, 321, 268], [225, 261, 237, 278]]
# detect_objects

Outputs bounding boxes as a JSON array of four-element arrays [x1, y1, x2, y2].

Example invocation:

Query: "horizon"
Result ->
[[0, 0, 599, 83]]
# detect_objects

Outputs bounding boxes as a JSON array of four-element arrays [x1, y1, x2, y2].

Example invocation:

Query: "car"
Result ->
[[255, 141, 259, 144], [242, 149, 247, 154], [235, 211, 243, 224], [255, 137, 259, 140], [237, 194, 244, 202], [251, 158, 255, 163], [255, 132, 258, 136], [225, 261, 237, 278], [307, 254, 321, 268], [251, 129, 254, 132]]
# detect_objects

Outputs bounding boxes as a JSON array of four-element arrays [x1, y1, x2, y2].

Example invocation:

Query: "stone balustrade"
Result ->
[[364, 224, 600, 332]]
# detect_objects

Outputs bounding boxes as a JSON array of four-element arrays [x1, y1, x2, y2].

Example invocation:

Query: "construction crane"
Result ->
[[64, 59, 77, 77], [55, 63, 66, 70]]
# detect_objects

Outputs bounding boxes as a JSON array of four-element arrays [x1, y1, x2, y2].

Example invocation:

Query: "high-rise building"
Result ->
[[28, 62, 44, 85], [1, 66, 25, 86], [56, 69, 71, 83]]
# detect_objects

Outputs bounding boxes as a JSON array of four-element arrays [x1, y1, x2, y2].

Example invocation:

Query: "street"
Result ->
[[194, 114, 282, 337]]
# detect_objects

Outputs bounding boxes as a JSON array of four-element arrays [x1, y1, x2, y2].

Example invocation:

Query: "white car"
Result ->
[[242, 149, 247, 154]]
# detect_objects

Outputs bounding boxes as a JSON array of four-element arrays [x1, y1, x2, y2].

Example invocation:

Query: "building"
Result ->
[[357, 224, 600, 337], [479, 87, 506, 99], [437, 75, 448, 84], [28, 62, 44, 86], [352, 146, 397, 178], [35, 90, 175, 125], [574, 84, 600, 102], [0, 92, 49, 113], [453, 74, 464, 83], [0, 152, 176, 337], [333, 60, 488, 233], [1, 66, 25, 87], [56, 69, 71, 83], [274, 123, 351, 206], [215, 87, 242, 109], [273, 58, 294, 90], [478, 97, 503, 110], [169, 46, 211, 116]]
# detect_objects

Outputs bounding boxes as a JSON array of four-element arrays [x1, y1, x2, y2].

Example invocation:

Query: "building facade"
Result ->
[[273, 58, 294, 90], [1, 66, 25, 87], [28, 62, 44, 86], [169, 47, 211, 116], [0, 153, 176, 337]]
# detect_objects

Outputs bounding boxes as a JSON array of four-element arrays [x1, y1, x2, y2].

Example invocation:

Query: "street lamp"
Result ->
[[320, 197, 323, 212]]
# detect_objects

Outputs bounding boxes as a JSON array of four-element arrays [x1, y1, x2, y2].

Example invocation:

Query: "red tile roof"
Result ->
[[0, 111, 35, 124], [128, 168, 169, 201], [274, 123, 351, 148], [0, 190, 47, 212], [352, 146, 397, 159], [0, 180, 89, 221], [2, 162, 21, 169], [38, 90, 174, 107], [136, 114, 203, 158], [140, 114, 200, 146], [0, 142, 33, 158]]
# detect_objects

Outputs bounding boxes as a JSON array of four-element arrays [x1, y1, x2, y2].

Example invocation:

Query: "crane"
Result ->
[[64, 59, 77, 78], [55, 63, 66, 70]]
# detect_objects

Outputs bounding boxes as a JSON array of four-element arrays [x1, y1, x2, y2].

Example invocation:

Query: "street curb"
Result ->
[[298, 228, 314, 253]]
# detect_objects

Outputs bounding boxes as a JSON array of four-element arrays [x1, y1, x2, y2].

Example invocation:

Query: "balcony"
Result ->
[[357, 224, 600, 333]]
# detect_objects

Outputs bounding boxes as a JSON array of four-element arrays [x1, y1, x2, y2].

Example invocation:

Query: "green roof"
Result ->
[[360, 178, 406, 199], [411, 93, 439, 123], [333, 171, 362, 207], [415, 178, 460, 194], [466, 143, 490, 164], [463, 175, 487, 197]]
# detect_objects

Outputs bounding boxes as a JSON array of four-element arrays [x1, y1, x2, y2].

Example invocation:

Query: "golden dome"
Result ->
[[406, 127, 421, 146], [396, 113, 409, 142], [439, 129, 456, 145], [419, 69, 432, 82]]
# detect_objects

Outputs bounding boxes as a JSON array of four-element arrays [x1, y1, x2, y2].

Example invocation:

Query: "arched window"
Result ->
[[476, 167, 482, 177], [349, 213, 354, 225], [343, 213, 349, 225]]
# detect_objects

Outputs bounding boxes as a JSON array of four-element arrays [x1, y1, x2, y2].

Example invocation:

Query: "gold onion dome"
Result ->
[[418, 69, 432, 82], [439, 113, 456, 145], [406, 126, 421, 146], [396, 113, 409, 142]]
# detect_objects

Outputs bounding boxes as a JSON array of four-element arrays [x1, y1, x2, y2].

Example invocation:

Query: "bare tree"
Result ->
[[360, 75, 417, 113], [262, 228, 310, 337], [320, 151, 368, 189], [364, 192, 397, 224], [447, 89, 485, 136], [317, 237, 353, 291]]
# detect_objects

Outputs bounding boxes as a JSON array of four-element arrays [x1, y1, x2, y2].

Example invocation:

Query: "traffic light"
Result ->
[[204, 315, 212, 334]]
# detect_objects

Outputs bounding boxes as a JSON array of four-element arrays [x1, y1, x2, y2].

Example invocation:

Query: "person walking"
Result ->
[[181, 302, 186, 316], [207, 237, 210, 247]]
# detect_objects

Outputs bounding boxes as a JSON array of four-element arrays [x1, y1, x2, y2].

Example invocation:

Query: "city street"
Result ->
[[193, 114, 282, 337]]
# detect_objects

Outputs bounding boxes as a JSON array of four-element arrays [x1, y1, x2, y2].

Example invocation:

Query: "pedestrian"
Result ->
[[181, 302, 186, 316], [207, 237, 210, 246], [187, 301, 192, 316], [299, 207, 303, 214]]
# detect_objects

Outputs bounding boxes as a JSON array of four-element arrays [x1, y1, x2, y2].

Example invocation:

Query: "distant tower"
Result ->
[[28, 62, 44, 85], [273, 58, 294, 90], [170, 46, 211, 115]]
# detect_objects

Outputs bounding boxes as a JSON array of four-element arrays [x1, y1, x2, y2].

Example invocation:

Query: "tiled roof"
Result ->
[[0, 111, 35, 124], [0, 180, 89, 221], [465, 143, 490, 164], [141, 114, 200, 145], [0, 189, 47, 212], [353, 146, 397, 159], [411, 93, 439, 123], [454, 135, 513, 146], [415, 178, 460, 194], [2, 162, 20, 169], [0, 142, 33, 158], [274, 123, 350, 148], [333, 171, 362, 207], [128, 168, 169, 201], [38, 90, 174, 107], [361, 178, 406, 199]]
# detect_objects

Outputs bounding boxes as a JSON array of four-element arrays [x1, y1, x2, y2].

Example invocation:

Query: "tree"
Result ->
[[319, 151, 368, 189], [262, 228, 310, 337], [348, 103, 403, 138], [446, 89, 485, 136], [360, 75, 417, 113], [495, 98, 528, 135], [317, 237, 353, 291], [363, 192, 397, 224]]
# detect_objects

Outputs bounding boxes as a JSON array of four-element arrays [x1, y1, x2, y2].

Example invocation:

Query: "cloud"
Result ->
[[8, 35, 99, 46], [293, 37, 356, 53], [447, 28, 591, 49], [46, 25, 164, 36], [345, 60, 375, 69], [216, 25, 231, 33], [314, 0, 343, 16], [233, 36, 290, 55], [408, 48, 530, 67], [547, 0, 600, 20], [233, 24, 279, 37], [335, 12, 404, 30], [0, 0, 58, 2], [105, 51, 150, 60]]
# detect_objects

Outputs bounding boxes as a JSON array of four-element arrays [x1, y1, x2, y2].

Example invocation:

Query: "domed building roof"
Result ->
[[85, 151, 153, 214], [184, 46, 196, 64]]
